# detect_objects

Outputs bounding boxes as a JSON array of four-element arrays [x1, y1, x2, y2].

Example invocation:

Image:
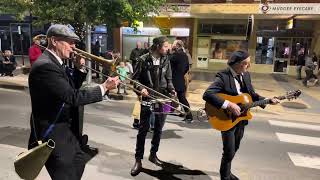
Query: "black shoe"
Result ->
[[230, 173, 239, 180], [130, 159, 142, 176], [132, 119, 139, 129], [80, 134, 88, 147], [148, 154, 163, 166], [178, 113, 185, 117], [184, 118, 193, 124], [81, 145, 99, 157]]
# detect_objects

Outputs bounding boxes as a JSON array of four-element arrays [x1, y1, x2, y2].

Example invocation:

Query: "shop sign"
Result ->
[[260, 3, 320, 14], [159, 3, 191, 17], [122, 27, 161, 36], [170, 28, 190, 37]]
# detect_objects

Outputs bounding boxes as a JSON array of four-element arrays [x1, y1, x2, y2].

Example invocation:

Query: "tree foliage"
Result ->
[[0, 0, 166, 27]]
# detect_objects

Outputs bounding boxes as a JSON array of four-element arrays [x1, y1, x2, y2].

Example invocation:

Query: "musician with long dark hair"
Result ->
[[203, 50, 279, 180], [130, 36, 175, 176]]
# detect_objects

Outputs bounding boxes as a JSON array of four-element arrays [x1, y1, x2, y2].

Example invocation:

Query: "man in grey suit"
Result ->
[[28, 24, 118, 180]]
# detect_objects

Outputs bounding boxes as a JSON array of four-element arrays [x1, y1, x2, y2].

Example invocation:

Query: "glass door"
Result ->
[[273, 38, 292, 74], [10, 23, 31, 55]]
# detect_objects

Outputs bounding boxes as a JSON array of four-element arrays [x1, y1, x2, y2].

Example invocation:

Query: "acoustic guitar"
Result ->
[[205, 90, 301, 131]]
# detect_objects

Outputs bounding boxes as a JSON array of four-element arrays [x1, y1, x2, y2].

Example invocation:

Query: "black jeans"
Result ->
[[176, 90, 192, 119], [220, 122, 245, 180], [303, 70, 318, 85], [135, 105, 166, 160]]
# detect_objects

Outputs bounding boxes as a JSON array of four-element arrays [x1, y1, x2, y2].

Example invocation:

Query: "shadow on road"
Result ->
[[142, 161, 214, 180]]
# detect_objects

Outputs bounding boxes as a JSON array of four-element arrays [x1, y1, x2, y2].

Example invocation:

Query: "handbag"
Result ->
[[14, 103, 65, 180]]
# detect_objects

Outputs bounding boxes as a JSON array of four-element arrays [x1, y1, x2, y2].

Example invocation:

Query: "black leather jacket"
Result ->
[[132, 53, 175, 98]]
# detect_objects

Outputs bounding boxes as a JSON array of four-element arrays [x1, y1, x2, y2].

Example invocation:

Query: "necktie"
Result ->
[[235, 75, 246, 92]]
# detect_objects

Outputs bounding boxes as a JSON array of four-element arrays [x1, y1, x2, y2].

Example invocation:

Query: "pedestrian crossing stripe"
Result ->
[[276, 133, 320, 147], [288, 152, 320, 170], [269, 120, 320, 132]]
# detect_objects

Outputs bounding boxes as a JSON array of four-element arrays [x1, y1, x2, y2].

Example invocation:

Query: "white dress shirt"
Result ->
[[151, 55, 160, 65], [221, 67, 243, 109]]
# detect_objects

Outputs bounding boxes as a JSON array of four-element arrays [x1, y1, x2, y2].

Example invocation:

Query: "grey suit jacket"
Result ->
[[28, 50, 102, 145]]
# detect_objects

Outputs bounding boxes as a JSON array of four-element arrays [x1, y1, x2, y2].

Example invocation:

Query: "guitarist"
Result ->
[[203, 50, 279, 180]]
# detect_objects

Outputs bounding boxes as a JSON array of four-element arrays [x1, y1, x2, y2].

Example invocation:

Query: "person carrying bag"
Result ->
[[14, 103, 65, 180]]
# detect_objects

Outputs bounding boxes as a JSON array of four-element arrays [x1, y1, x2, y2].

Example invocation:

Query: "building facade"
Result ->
[[117, 0, 320, 76], [189, 0, 320, 76], [0, 15, 34, 55]]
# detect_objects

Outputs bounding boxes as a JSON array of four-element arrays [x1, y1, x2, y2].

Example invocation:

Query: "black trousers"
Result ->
[[176, 90, 192, 119], [45, 124, 87, 180], [2, 64, 15, 75], [220, 122, 245, 180], [303, 69, 318, 85], [135, 105, 166, 160]]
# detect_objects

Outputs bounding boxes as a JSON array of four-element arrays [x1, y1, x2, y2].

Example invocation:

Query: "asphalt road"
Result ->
[[0, 88, 319, 180]]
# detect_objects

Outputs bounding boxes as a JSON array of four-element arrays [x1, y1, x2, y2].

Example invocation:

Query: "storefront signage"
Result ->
[[170, 28, 190, 37], [260, 3, 320, 14], [122, 27, 161, 36], [159, 3, 191, 17]]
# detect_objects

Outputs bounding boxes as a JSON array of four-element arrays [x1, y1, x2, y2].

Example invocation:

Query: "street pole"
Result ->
[[85, 23, 92, 84], [18, 26, 25, 66]]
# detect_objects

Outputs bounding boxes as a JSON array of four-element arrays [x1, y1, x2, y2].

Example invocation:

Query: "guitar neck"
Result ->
[[247, 95, 286, 109]]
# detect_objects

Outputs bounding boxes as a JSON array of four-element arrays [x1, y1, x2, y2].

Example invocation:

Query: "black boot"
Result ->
[[183, 112, 193, 123], [148, 154, 163, 166], [230, 173, 239, 180], [132, 119, 139, 129], [130, 159, 142, 176]]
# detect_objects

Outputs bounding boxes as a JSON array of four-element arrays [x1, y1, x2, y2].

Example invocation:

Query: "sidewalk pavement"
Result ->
[[1, 69, 320, 123]]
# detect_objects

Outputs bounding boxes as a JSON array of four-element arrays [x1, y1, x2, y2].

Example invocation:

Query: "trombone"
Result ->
[[35, 41, 191, 115]]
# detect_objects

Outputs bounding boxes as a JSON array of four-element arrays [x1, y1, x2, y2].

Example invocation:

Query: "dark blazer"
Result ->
[[130, 48, 143, 69], [203, 68, 265, 109], [170, 50, 189, 92], [28, 50, 103, 146]]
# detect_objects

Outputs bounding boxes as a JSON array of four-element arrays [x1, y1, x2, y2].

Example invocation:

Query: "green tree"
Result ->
[[0, 0, 166, 82], [0, 0, 165, 27]]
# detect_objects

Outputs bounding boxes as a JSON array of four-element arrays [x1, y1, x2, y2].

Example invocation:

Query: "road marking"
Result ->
[[276, 133, 320, 147], [269, 120, 320, 131], [288, 152, 320, 170]]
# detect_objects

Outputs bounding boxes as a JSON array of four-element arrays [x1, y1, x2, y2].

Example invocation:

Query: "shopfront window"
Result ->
[[0, 26, 11, 51], [255, 37, 275, 64], [210, 39, 247, 60], [10, 23, 31, 55], [91, 25, 108, 56], [290, 38, 312, 65], [199, 23, 246, 35]]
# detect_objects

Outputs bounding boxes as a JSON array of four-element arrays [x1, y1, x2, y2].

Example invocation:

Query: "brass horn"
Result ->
[[35, 43, 191, 115], [72, 47, 115, 65]]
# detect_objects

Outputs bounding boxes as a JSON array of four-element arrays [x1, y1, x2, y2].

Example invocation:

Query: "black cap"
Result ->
[[46, 24, 80, 42], [227, 50, 250, 66]]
